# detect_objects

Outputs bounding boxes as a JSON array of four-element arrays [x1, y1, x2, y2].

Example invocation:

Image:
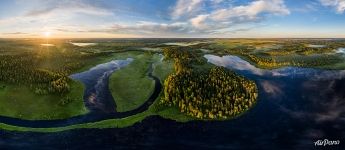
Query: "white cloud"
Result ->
[[2, 0, 292, 37], [172, 0, 203, 19], [25, 1, 112, 17], [190, 14, 209, 29], [211, 0, 224, 4], [0, 1, 112, 27], [188, 0, 289, 32], [319, 0, 345, 13], [94, 21, 191, 36], [210, 0, 290, 21], [260, 80, 283, 98]]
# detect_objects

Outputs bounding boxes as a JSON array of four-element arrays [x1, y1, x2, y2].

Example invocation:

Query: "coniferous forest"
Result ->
[[161, 47, 258, 119]]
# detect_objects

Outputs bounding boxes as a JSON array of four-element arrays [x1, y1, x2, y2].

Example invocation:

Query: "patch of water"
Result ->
[[70, 58, 133, 112], [335, 48, 345, 54], [204, 54, 345, 80], [40, 44, 55, 46], [71, 43, 97, 47], [307, 44, 326, 48], [140, 47, 162, 51], [163, 41, 208, 46]]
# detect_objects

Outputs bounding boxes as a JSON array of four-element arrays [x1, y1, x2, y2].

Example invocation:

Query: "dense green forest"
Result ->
[[161, 47, 258, 119], [0, 41, 108, 96]]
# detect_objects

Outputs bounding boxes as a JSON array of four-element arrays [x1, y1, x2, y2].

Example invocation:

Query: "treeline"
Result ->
[[0, 47, 109, 95], [247, 54, 342, 68], [161, 48, 258, 119], [210, 40, 345, 69], [0, 54, 70, 95]]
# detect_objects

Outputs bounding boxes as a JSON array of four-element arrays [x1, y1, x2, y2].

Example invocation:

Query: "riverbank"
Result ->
[[109, 53, 156, 112], [0, 81, 88, 120]]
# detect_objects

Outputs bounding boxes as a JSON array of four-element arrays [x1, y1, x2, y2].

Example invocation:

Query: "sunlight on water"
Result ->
[[336, 48, 345, 54], [307, 44, 326, 48], [163, 41, 208, 46], [71, 43, 97, 46], [40, 44, 55, 46]]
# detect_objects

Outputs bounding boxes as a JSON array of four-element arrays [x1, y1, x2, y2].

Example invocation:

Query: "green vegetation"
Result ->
[[207, 39, 345, 69], [0, 54, 191, 132], [1, 38, 343, 132], [0, 96, 192, 132], [0, 39, 116, 120], [0, 44, 258, 131], [109, 52, 156, 112], [163, 67, 257, 119], [0, 81, 87, 120], [153, 58, 174, 81], [161, 47, 258, 119]]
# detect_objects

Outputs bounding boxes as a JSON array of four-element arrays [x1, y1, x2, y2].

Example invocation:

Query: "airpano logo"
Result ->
[[314, 139, 340, 146]]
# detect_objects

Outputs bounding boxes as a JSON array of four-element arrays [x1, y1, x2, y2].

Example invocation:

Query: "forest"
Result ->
[[207, 39, 345, 69], [0, 41, 109, 97], [161, 47, 258, 119]]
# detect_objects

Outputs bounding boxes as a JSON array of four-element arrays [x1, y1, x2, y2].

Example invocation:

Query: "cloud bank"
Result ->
[[320, 0, 345, 13]]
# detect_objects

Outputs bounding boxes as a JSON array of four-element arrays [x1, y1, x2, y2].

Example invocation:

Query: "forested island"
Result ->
[[161, 47, 258, 119]]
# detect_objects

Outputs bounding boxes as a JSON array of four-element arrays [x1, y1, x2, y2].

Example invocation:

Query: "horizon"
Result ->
[[2, 37, 345, 39], [1, 0, 345, 38]]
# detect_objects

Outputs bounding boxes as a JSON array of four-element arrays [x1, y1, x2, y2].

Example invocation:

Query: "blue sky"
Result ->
[[0, 0, 344, 38]]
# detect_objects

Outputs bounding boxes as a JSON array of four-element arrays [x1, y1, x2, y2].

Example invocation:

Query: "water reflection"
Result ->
[[205, 54, 345, 145], [204, 54, 345, 80], [1, 55, 345, 149], [307, 44, 326, 48], [70, 42, 97, 46], [336, 48, 345, 54], [70, 58, 133, 113], [163, 41, 208, 46]]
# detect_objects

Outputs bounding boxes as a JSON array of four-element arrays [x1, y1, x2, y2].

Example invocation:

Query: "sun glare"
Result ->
[[44, 32, 51, 37]]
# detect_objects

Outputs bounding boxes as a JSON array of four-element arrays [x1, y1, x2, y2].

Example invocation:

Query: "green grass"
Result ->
[[152, 59, 174, 81], [0, 94, 193, 133], [109, 52, 160, 112], [0, 81, 88, 120], [0, 51, 141, 120], [318, 61, 345, 70], [0, 53, 195, 132]]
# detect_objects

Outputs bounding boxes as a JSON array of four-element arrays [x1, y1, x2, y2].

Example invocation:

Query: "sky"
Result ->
[[0, 0, 345, 38]]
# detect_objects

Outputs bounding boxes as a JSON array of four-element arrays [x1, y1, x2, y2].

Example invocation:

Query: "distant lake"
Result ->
[[307, 44, 326, 48], [336, 48, 345, 54], [200, 49, 212, 53], [163, 41, 208, 46], [71, 43, 97, 46], [204, 54, 345, 79], [40, 44, 55, 46], [140, 47, 162, 51]]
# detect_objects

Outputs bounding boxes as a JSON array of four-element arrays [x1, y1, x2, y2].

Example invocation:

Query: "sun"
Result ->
[[44, 32, 51, 37]]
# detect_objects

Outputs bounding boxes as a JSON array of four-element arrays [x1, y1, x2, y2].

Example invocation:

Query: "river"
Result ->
[[0, 58, 162, 128], [1, 55, 345, 149]]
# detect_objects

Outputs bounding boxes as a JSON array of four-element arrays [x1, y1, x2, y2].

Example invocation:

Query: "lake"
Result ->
[[336, 48, 345, 54], [163, 41, 208, 46], [40, 44, 55, 46], [71, 42, 97, 46], [307, 44, 326, 48]]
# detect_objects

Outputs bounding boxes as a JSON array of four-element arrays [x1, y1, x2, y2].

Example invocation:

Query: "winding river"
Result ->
[[1, 55, 345, 149], [0, 58, 162, 128]]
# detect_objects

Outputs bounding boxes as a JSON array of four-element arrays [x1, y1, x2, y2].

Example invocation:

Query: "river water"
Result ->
[[1, 55, 345, 149], [70, 58, 134, 113]]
